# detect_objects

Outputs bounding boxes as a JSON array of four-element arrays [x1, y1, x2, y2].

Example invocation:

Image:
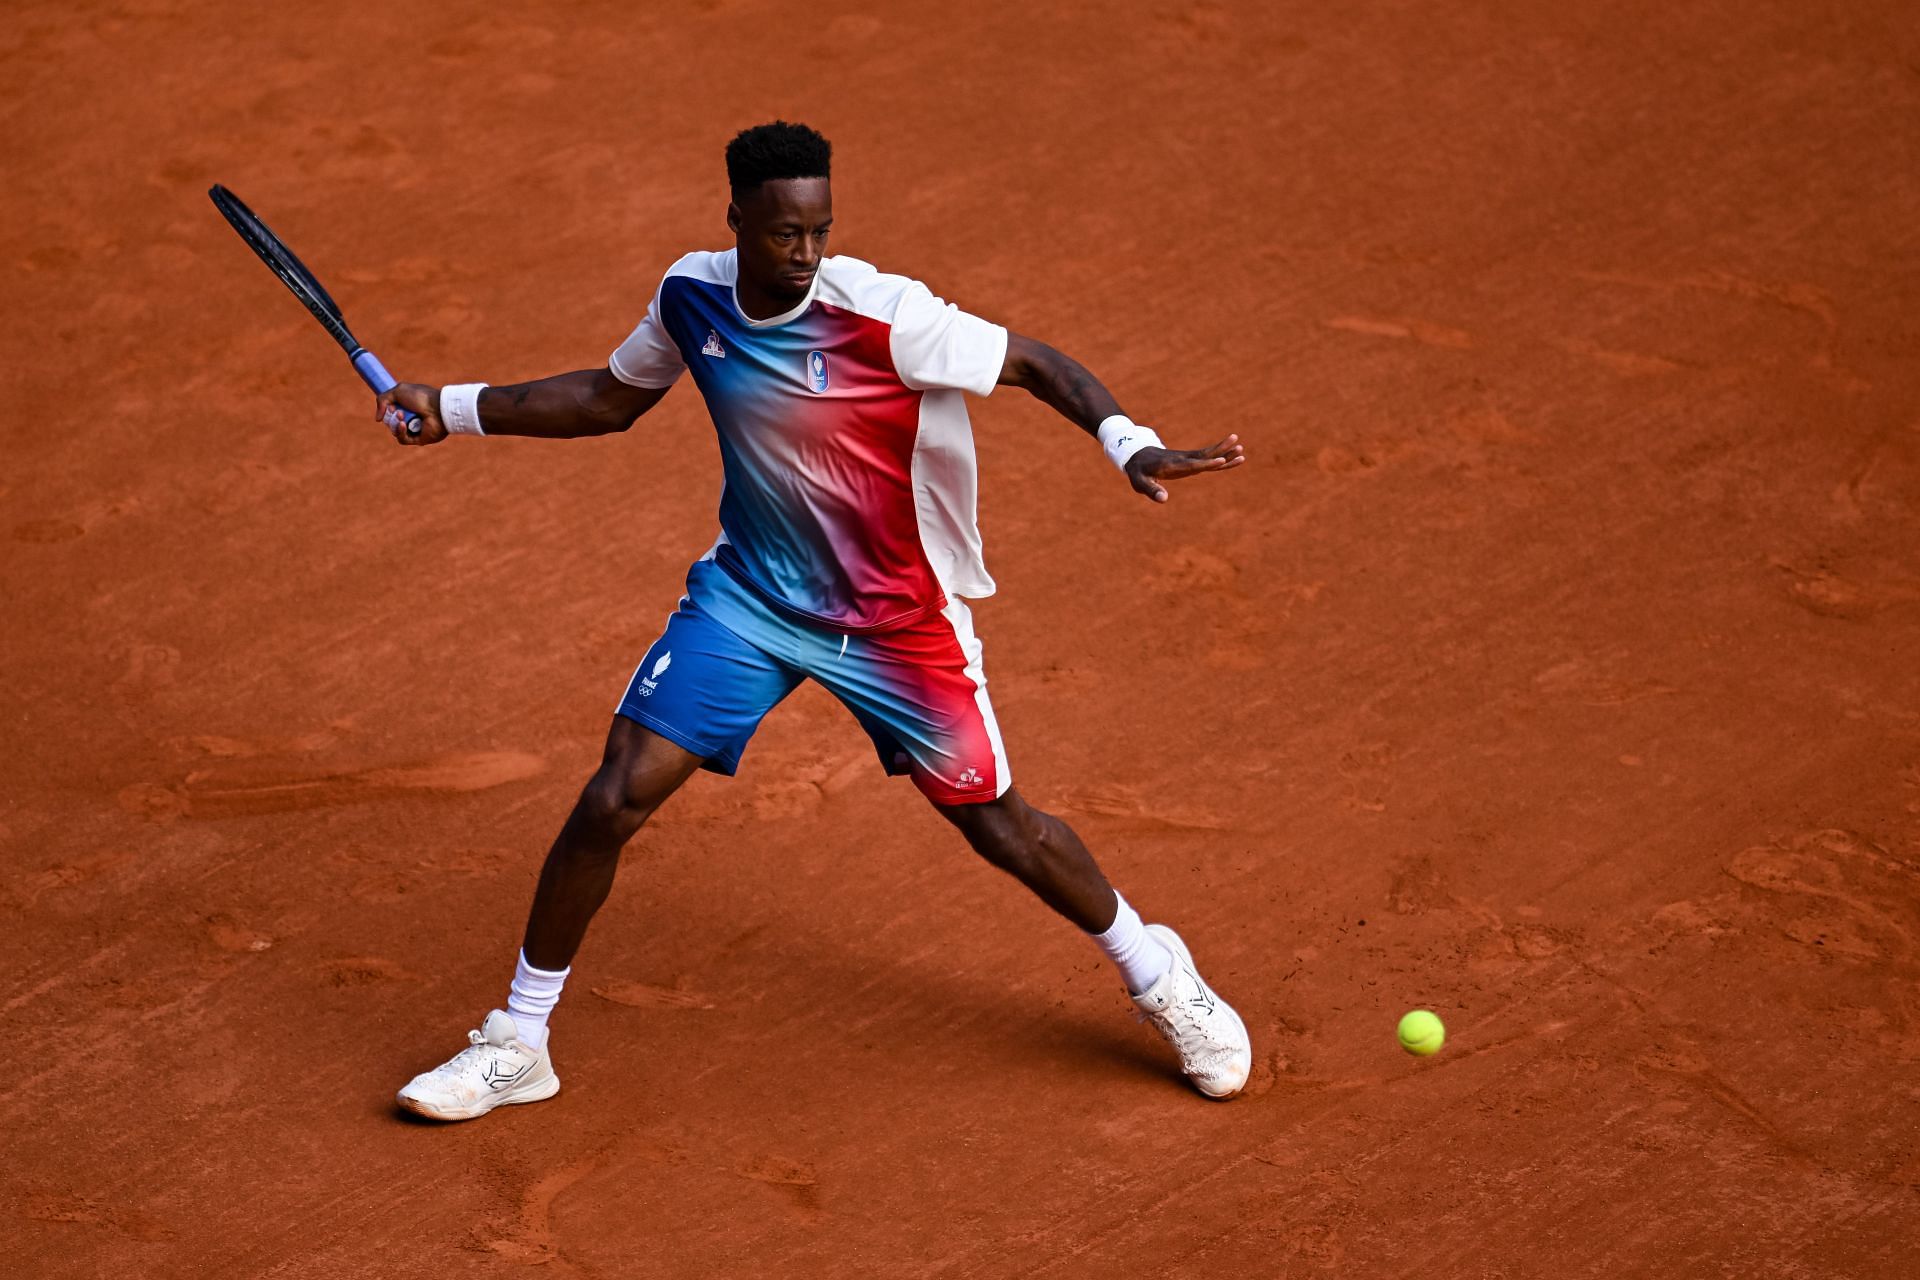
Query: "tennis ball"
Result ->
[[1397, 1009, 1445, 1056]]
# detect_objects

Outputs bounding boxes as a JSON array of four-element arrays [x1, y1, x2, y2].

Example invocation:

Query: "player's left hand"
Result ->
[[1125, 434, 1246, 503]]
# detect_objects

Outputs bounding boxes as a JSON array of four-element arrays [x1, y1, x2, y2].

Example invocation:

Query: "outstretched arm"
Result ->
[[996, 332, 1244, 502], [374, 369, 668, 446]]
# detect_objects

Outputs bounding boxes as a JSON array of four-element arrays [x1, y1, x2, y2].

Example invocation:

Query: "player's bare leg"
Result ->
[[936, 789, 1253, 1098], [935, 788, 1119, 931], [397, 718, 701, 1121], [521, 717, 706, 970]]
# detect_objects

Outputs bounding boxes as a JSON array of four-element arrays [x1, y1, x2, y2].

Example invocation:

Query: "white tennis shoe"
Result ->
[[396, 1010, 559, 1122], [1132, 924, 1252, 1099]]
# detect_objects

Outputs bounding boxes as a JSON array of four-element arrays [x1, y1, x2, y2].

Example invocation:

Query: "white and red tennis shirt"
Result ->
[[609, 250, 1007, 632]]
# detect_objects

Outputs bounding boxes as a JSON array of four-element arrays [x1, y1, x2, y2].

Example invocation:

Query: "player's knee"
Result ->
[[578, 764, 663, 834]]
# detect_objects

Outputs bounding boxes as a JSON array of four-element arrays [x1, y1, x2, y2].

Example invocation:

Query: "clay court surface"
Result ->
[[7, 0, 1920, 1274]]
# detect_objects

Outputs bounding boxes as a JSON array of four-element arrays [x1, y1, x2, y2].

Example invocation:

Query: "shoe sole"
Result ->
[[1145, 924, 1251, 1100], [397, 1070, 560, 1122]]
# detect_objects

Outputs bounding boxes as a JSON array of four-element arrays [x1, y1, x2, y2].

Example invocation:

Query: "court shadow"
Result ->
[[765, 936, 1180, 1091]]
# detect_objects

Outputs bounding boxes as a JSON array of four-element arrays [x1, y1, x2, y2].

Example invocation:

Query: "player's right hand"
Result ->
[[376, 382, 447, 445]]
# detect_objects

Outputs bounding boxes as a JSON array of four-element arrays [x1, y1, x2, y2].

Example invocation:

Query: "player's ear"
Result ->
[[726, 201, 742, 235]]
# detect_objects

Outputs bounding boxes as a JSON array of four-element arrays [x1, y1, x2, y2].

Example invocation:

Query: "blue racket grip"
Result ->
[[352, 349, 422, 437]]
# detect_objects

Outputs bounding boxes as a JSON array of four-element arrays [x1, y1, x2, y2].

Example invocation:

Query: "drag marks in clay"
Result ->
[[1050, 781, 1229, 831], [1236, 1041, 1298, 1101], [1445, 406, 1538, 446], [6, 850, 138, 911], [472, 1140, 824, 1263], [473, 1148, 612, 1267], [1571, 268, 1865, 391], [1314, 444, 1381, 475], [1725, 829, 1917, 964], [1321, 267, 1861, 389], [120, 748, 547, 821], [1531, 656, 1678, 707], [14, 1188, 174, 1243], [1646, 826, 1920, 982], [1145, 545, 1240, 592], [1304, 406, 1538, 486], [1552, 338, 1687, 376], [738, 1155, 823, 1220], [1830, 419, 1919, 522], [1771, 558, 1920, 622], [11, 493, 146, 544], [201, 913, 273, 954], [1325, 315, 1472, 349], [660, 750, 870, 827], [591, 979, 717, 1011], [1628, 1044, 1800, 1154], [318, 956, 417, 987], [1141, 545, 1318, 674], [339, 845, 513, 906]]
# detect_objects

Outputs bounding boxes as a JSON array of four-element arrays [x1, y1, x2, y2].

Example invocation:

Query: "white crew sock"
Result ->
[[506, 950, 569, 1053], [1089, 892, 1173, 996]]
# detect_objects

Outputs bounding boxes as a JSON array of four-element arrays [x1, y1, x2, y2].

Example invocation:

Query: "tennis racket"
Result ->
[[207, 184, 421, 436]]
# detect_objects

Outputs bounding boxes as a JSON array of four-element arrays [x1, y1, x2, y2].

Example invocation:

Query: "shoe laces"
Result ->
[[424, 1028, 494, 1081], [1139, 981, 1235, 1070]]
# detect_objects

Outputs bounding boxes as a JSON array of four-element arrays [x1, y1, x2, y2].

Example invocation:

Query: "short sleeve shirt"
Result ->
[[610, 250, 1007, 632]]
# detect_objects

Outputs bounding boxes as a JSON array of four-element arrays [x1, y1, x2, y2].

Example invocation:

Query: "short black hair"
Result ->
[[725, 121, 832, 195]]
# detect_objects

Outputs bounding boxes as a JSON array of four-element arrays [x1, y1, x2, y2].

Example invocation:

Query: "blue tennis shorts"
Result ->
[[616, 558, 1010, 806]]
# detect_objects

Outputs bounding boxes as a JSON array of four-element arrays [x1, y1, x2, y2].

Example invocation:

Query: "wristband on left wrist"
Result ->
[[1096, 414, 1163, 471]]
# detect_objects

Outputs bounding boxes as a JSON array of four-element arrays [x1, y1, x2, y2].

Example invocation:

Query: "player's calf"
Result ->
[[518, 721, 708, 970], [937, 792, 1252, 1098], [938, 790, 1116, 932]]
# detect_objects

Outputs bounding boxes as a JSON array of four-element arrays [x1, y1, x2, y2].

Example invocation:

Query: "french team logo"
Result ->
[[638, 651, 671, 697], [702, 331, 727, 359], [806, 350, 829, 393]]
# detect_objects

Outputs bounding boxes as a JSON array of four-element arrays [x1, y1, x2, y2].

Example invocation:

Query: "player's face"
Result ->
[[728, 178, 833, 306]]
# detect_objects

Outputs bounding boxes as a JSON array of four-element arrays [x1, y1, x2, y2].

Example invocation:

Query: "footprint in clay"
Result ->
[[1726, 829, 1918, 963]]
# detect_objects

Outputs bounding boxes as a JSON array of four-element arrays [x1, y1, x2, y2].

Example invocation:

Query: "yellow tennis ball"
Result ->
[[1398, 1009, 1445, 1056]]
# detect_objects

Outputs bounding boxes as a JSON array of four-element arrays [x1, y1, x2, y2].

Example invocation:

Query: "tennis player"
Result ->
[[382, 122, 1251, 1120]]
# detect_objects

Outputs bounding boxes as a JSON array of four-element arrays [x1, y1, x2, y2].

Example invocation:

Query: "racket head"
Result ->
[[208, 184, 360, 353]]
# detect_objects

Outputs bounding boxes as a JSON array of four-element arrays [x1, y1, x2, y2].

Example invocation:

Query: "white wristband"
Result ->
[[439, 383, 489, 436], [1096, 414, 1162, 471]]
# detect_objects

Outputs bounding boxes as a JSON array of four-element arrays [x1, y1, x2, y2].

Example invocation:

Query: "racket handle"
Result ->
[[351, 348, 423, 437]]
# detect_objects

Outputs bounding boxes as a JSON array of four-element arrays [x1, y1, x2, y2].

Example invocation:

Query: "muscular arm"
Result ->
[[476, 369, 667, 438], [375, 368, 668, 446], [996, 332, 1123, 437], [996, 330, 1245, 502]]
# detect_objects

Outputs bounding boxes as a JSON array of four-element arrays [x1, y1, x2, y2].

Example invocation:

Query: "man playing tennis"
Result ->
[[383, 122, 1251, 1120]]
